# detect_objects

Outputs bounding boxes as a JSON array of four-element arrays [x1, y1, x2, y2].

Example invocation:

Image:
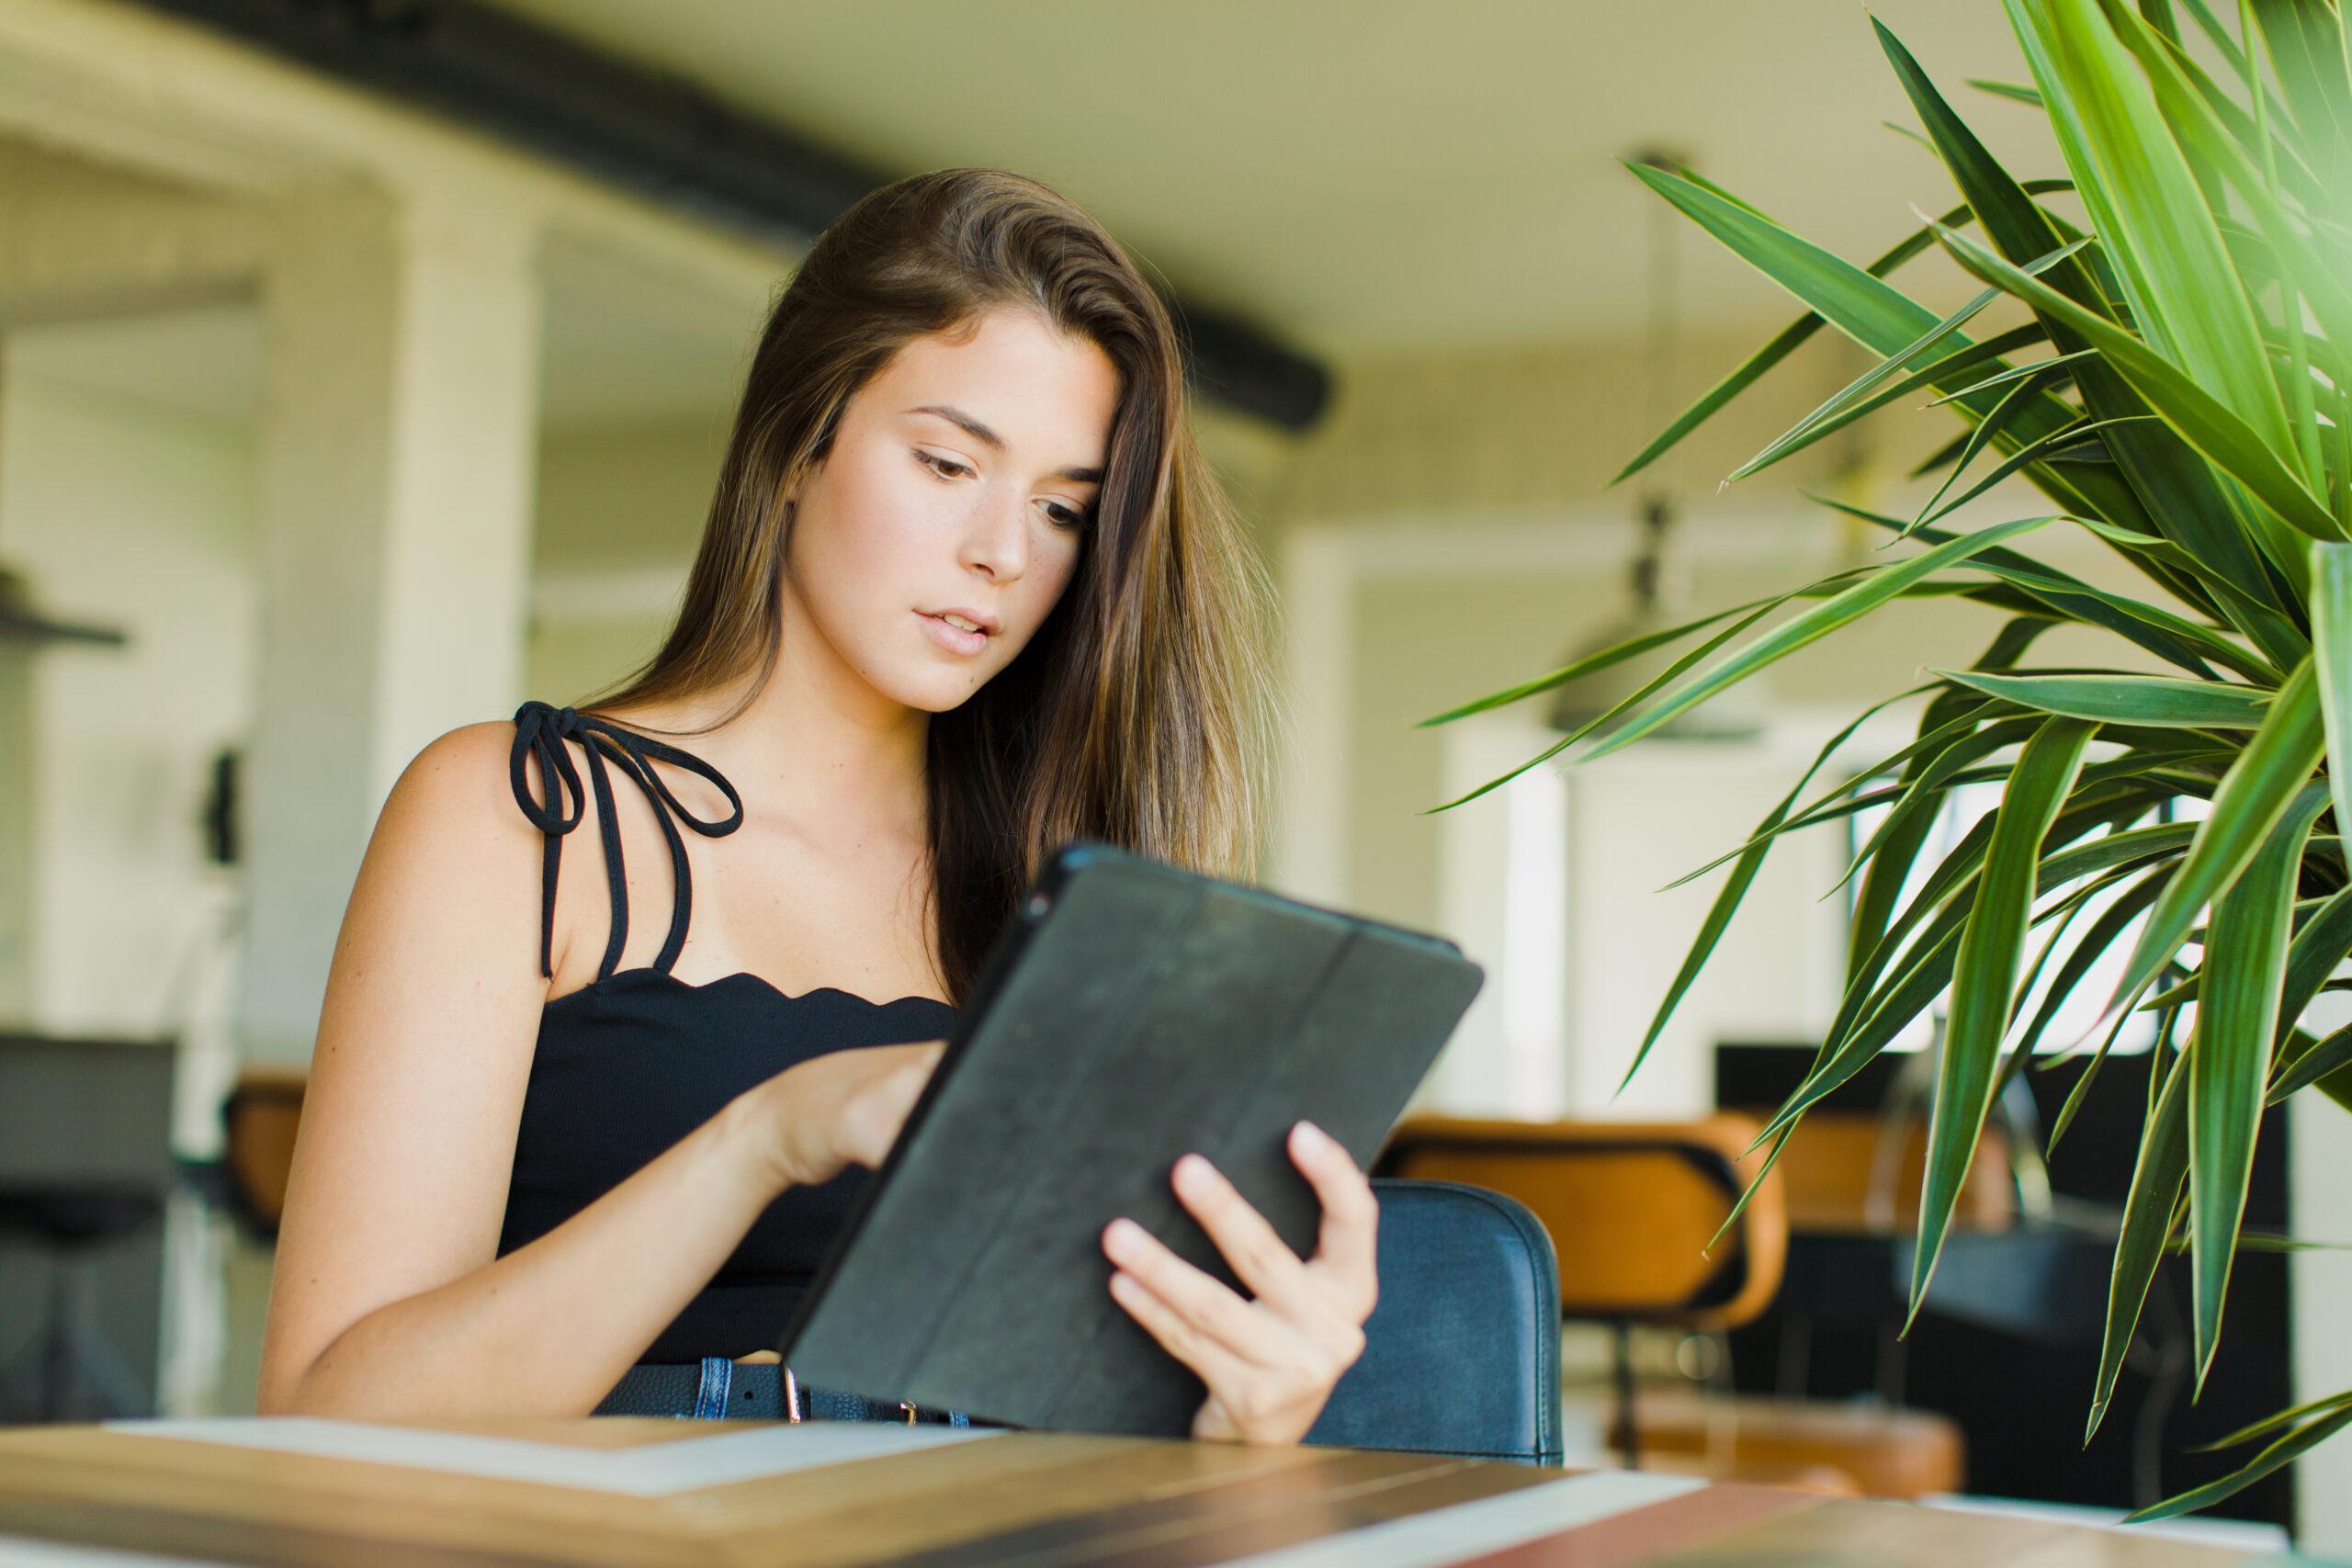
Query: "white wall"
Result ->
[[525, 415, 724, 705], [0, 346, 254, 1149]]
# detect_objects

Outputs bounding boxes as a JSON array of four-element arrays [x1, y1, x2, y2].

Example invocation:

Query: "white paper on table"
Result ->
[[0, 1537, 246, 1568], [1217, 1470, 1708, 1568], [96, 1416, 1000, 1495]]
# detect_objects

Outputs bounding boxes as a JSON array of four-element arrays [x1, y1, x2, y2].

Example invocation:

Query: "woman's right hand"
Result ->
[[752, 1039, 948, 1190]]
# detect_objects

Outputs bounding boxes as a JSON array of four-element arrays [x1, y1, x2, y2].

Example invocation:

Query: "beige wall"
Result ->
[[526, 414, 729, 706], [0, 355, 254, 1134]]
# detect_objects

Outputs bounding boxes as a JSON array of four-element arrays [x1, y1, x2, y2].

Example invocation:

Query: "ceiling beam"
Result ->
[[128, 0, 1331, 431]]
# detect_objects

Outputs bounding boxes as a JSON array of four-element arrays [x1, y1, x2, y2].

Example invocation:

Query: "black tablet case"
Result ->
[[773, 840, 1486, 1436]]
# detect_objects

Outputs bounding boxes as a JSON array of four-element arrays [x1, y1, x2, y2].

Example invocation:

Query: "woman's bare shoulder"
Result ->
[[375, 720, 541, 854]]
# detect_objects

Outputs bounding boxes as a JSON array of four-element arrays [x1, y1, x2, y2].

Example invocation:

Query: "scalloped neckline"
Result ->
[[546, 964, 955, 1013]]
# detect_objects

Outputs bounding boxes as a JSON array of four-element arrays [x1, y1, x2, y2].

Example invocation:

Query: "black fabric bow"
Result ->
[[508, 701, 745, 981]]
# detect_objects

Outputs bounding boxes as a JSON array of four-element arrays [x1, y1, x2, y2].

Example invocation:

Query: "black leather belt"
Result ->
[[595, 1359, 974, 1425]]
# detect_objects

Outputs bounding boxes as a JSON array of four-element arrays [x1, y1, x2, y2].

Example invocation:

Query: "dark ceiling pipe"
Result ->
[[131, 0, 1332, 431]]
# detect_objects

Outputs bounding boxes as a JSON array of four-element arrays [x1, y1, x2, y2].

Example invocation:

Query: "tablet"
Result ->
[[772, 839, 1485, 1435]]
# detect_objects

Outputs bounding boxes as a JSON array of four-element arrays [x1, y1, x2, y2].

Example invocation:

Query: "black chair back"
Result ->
[[1304, 1179, 1562, 1465]]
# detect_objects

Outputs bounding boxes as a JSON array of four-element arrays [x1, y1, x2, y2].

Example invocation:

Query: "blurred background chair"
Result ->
[[1377, 1112, 1963, 1498], [0, 1182, 164, 1421], [212, 1069, 306, 1243], [1712, 1043, 2240, 1517], [0, 1031, 178, 1423]]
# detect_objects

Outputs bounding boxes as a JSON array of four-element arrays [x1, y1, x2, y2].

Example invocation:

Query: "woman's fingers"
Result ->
[[1102, 1217, 1284, 1368], [1290, 1122, 1380, 1316], [1167, 1153, 1319, 1316], [1103, 1136, 1381, 1447], [1103, 1238, 1342, 1446], [1105, 1266, 1254, 1391], [835, 1040, 947, 1169]]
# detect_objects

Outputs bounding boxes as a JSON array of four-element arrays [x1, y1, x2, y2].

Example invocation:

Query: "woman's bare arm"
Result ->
[[254, 722, 939, 1419]]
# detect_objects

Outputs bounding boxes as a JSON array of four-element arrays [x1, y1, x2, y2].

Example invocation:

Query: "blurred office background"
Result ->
[[0, 0, 2336, 1554]]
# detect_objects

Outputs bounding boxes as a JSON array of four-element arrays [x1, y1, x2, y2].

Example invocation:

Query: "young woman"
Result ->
[[254, 169, 1379, 1443]]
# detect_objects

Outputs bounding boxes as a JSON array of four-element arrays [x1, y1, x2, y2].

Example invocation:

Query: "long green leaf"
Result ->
[[1827, 798, 2196, 1103], [2088, 1045, 2190, 1440], [2110, 0, 2352, 380], [2187, 784, 2324, 1388], [2106, 660, 2327, 1016], [1928, 347, 2099, 407], [2157, 879, 2352, 1021], [2271, 879, 2352, 1046], [1767, 784, 2176, 1155], [1414, 592, 1788, 728], [1909, 362, 2088, 531], [1852, 624, 2054, 972], [1628, 164, 2139, 527], [2249, 0, 2352, 184], [1971, 76, 2047, 106], [2193, 1388, 2352, 1456], [1830, 716, 2047, 897], [1728, 283, 2019, 484], [2271, 1021, 2352, 1103], [2125, 1402, 2352, 1522], [2064, 515, 2307, 672], [2313, 540, 2352, 845], [1731, 326, 2052, 486], [1908, 716, 2097, 1325], [1818, 496, 2262, 680], [1884, 6, 2297, 625], [1611, 181, 2076, 488], [2007, 0, 2294, 446], [1661, 694, 1982, 893], [1926, 217, 2338, 558], [1912, 414, 2163, 536], [1935, 669, 2274, 727], [1419, 599, 1782, 812], [1575, 515, 2063, 762], [1615, 697, 1911, 1100], [2051, 990, 2180, 1155]]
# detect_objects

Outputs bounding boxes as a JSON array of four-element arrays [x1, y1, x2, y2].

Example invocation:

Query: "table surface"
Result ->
[[0, 1416, 2322, 1567]]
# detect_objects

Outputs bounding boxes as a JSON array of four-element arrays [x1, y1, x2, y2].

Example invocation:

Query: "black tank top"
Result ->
[[493, 700, 958, 1361]]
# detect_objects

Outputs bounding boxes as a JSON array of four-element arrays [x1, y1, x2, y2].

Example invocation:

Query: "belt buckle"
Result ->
[[786, 1362, 923, 1424]]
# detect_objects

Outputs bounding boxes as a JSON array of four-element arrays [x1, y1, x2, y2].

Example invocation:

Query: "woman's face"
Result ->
[[781, 308, 1120, 715]]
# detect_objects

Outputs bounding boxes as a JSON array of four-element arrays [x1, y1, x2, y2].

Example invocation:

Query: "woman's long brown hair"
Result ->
[[582, 168, 1281, 1004]]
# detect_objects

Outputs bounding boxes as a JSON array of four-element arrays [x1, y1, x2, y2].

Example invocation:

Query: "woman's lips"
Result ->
[[918, 610, 989, 656]]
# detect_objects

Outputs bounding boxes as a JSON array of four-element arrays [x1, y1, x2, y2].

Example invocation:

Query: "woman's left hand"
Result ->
[[1100, 1119, 1378, 1446]]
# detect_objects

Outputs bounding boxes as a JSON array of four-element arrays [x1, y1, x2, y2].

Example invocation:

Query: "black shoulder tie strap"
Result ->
[[508, 701, 745, 983]]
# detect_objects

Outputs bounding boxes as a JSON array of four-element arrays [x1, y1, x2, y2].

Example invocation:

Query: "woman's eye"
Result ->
[[920, 449, 1088, 529], [913, 448, 972, 480]]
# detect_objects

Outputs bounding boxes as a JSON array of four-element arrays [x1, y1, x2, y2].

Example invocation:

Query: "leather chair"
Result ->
[[1304, 1179, 1563, 1465]]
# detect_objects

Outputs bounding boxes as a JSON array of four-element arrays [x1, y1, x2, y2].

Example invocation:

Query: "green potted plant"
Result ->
[[1427, 0, 2352, 1518]]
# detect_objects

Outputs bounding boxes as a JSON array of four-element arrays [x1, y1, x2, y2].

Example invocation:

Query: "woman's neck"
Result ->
[[609, 647, 931, 842], [732, 659, 930, 833]]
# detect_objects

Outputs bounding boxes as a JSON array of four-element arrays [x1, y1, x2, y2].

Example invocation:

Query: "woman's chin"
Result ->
[[882, 666, 991, 714]]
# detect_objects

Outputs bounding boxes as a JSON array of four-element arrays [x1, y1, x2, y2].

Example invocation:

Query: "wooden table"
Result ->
[[0, 1416, 2314, 1566]]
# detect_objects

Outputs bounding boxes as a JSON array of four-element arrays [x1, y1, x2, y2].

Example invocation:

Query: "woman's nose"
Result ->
[[959, 491, 1028, 581]]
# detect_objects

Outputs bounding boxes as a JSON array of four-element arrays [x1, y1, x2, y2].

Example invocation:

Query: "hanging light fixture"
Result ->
[[1545, 146, 1766, 745]]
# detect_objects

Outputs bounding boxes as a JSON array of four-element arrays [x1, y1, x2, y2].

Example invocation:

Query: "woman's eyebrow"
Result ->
[[908, 404, 1104, 484]]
